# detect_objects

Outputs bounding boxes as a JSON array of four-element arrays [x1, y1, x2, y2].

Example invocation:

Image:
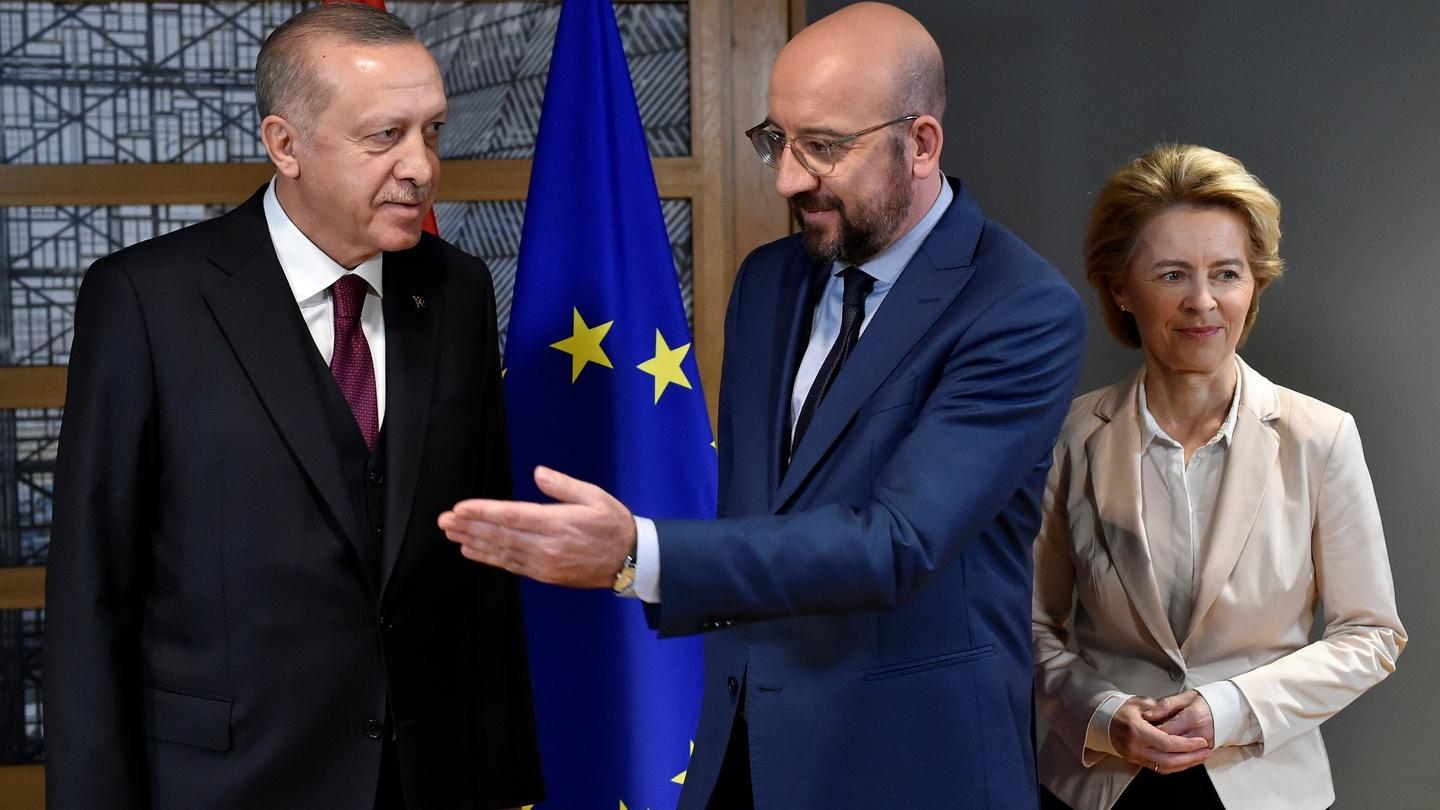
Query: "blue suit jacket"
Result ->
[[653, 179, 1085, 809]]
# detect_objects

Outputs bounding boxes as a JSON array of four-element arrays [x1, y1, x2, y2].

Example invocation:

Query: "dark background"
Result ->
[[808, 1, 1440, 805]]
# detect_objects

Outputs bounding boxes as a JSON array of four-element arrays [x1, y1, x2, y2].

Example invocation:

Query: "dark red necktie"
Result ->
[[330, 274, 379, 450]]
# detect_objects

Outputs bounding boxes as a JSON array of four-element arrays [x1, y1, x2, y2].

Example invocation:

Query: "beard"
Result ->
[[790, 139, 913, 264]]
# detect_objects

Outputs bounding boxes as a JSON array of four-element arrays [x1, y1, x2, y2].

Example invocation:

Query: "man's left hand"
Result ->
[[438, 466, 635, 588]]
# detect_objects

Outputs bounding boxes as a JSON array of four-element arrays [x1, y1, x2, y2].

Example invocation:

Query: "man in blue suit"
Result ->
[[441, 3, 1084, 807]]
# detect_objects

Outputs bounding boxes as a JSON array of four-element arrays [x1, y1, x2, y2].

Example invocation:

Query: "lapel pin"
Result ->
[[412, 295, 427, 309]]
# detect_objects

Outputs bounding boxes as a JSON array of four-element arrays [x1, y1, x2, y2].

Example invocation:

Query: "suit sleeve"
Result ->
[[1031, 439, 1130, 766], [43, 258, 157, 809], [712, 250, 746, 520], [651, 276, 1084, 637], [641, 250, 748, 629], [466, 262, 545, 805], [474, 265, 514, 504], [1227, 413, 1406, 752]]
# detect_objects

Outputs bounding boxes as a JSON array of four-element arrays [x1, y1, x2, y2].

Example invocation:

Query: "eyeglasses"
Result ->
[[745, 115, 919, 177]]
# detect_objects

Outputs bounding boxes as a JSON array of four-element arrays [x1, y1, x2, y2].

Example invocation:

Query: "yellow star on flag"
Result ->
[[550, 307, 614, 382], [672, 739, 695, 784], [636, 329, 693, 404]]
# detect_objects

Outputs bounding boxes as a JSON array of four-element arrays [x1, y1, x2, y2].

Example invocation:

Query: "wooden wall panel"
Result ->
[[0, 159, 704, 207], [0, 767, 44, 810], [0, 569, 45, 611], [730, 0, 795, 267], [0, 369, 65, 410]]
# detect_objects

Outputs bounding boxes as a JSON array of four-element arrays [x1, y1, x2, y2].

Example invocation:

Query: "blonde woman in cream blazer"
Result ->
[[1033, 145, 1405, 810]]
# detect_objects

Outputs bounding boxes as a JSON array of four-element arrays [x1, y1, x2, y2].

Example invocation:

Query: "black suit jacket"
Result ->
[[43, 187, 544, 810]]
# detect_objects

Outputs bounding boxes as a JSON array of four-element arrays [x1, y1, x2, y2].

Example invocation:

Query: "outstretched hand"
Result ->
[[438, 466, 636, 588], [1109, 695, 1212, 775]]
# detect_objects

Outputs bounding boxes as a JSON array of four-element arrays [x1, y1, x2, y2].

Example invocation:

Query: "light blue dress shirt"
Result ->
[[787, 178, 955, 440]]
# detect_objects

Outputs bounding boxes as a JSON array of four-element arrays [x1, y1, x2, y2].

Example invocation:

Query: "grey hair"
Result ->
[[255, 3, 418, 130]]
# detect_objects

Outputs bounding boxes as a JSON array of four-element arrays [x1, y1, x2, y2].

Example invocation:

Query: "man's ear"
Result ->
[[260, 114, 303, 179], [909, 115, 943, 181]]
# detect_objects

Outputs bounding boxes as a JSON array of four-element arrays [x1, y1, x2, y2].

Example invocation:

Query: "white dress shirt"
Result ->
[[263, 179, 387, 427], [630, 179, 956, 602], [1085, 362, 1262, 757]]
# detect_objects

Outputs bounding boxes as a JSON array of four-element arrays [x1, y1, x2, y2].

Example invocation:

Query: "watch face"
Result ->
[[612, 559, 638, 594]]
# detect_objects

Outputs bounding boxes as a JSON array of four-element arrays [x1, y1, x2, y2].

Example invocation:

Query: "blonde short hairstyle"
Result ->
[[1085, 144, 1284, 348]]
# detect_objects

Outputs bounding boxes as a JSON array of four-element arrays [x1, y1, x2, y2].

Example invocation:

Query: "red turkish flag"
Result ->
[[329, 0, 387, 11]]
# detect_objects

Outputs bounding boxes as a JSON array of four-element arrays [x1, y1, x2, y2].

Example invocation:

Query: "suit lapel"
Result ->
[[1087, 374, 1183, 661], [774, 180, 981, 512], [1182, 360, 1280, 649], [202, 194, 373, 588], [378, 250, 440, 596], [766, 252, 826, 510]]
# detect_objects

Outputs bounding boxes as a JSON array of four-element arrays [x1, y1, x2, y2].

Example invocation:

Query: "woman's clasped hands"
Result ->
[[1109, 691, 1215, 775]]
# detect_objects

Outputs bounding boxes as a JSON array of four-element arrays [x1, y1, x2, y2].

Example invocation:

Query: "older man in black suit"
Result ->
[[43, 5, 542, 809]]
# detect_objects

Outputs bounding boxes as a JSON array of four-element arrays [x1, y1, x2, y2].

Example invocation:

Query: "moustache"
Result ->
[[790, 191, 842, 215], [380, 185, 431, 206]]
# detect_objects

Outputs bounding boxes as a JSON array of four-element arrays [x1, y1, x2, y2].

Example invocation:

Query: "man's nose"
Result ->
[[395, 133, 435, 188], [774, 144, 819, 198]]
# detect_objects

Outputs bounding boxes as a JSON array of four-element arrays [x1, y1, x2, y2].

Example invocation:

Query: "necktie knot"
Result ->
[[841, 266, 876, 308], [332, 273, 370, 320]]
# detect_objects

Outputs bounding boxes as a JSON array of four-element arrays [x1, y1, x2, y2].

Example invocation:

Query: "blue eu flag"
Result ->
[[505, 0, 716, 806]]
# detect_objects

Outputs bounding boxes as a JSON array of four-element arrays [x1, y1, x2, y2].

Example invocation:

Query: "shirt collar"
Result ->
[[263, 178, 384, 305], [829, 173, 954, 285], [1138, 358, 1243, 450]]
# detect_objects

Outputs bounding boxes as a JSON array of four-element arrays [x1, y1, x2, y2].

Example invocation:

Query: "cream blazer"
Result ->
[[1033, 358, 1406, 810]]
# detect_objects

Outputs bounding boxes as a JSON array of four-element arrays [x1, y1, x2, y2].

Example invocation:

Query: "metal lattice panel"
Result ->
[[0, 1, 690, 164], [0, 2, 305, 163], [0, 608, 43, 765], [1, 205, 220, 366], [0, 408, 58, 568], [406, 1, 690, 158]]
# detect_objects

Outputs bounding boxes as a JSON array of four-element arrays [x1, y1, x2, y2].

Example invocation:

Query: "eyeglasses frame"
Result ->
[[744, 114, 921, 177]]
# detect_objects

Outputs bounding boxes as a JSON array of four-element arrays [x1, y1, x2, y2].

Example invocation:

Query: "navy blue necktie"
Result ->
[[792, 266, 875, 451]]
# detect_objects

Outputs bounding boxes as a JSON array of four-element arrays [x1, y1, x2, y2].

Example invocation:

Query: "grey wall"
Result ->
[[808, 0, 1440, 805]]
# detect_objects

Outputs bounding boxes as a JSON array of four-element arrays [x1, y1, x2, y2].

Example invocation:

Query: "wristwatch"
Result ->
[[611, 552, 638, 596]]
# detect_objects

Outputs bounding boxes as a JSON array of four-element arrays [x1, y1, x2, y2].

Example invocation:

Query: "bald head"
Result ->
[[775, 2, 945, 122], [761, 3, 947, 263]]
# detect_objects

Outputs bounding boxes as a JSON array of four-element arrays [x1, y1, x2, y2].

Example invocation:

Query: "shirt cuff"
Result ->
[[1196, 680, 1261, 748], [632, 516, 661, 603], [1083, 692, 1131, 763]]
